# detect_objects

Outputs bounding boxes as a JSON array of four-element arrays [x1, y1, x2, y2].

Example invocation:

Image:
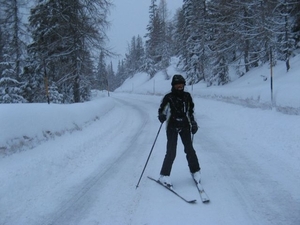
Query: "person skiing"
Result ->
[[158, 74, 201, 188]]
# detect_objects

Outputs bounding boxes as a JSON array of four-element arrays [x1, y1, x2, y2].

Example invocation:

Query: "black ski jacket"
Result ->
[[158, 88, 195, 129]]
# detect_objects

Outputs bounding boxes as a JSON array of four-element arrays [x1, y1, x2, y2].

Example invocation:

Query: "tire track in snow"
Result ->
[[47, 95, 155, 225]]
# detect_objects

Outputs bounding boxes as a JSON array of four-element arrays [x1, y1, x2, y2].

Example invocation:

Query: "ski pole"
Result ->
[[136, 122, 163, 189]]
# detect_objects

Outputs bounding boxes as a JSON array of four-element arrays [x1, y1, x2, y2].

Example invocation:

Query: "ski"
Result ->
[[147, 176, 197, 204], [193, 179, 210, 203]]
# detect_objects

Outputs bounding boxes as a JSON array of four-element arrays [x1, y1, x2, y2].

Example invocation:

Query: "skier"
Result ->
[[158, 74, 201, 188]]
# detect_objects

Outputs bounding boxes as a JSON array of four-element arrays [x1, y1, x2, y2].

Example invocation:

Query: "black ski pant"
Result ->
[[160, 127, 200, 176]]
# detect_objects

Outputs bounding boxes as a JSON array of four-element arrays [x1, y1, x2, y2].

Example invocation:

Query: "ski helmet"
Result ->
[[171, 74, 186, 86]]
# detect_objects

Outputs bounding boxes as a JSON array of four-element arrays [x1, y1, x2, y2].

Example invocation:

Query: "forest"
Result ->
[[0, 0, 299, 103]]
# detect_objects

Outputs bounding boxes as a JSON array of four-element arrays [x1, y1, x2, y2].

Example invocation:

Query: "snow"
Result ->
[[1, 55, 300, 225]]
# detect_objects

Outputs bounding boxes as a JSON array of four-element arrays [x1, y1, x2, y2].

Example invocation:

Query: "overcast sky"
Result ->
[[107, 0, 183, 69]]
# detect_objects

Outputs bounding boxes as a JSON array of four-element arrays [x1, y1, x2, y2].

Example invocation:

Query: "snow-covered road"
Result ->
[[1, 93, 299, 225], [1, 94, 156, 224]]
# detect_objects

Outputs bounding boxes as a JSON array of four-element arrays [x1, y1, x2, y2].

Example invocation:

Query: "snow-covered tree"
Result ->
[[270, 0, 298, 71], [0, 77, 26, 103], [106, 61, 117, 92], [144, 0, 160, 77], [292, 1, 300, 47], [0, 0, 29, 103], [26, 0, 111, 103], [177, 0, 209, 84], [143, 0, 173, 77], [122, 35, 145, 76], [115, 59, 127, 87], [96, 51, 108, 91]]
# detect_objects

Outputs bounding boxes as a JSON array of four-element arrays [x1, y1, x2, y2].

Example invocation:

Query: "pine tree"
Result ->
[[144, 0, 160, 77], [179, 0, 209, 84], [157, 0, 171, 69], [293, 2, 300, 48], [26, 0, 111, 103], [270, 0, 298, 71], [116, 60, 127, 87], [174, 8, 186, 64], [253, 0, 274, 65], [122, 35, 145, 77], [96, 51, 108, 91], [206, 0, 233, 85], [106, 61, 117, 92], [0, 0, 29, 103]]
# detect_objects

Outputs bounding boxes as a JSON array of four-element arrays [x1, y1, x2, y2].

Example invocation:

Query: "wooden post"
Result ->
[[269, 47, 274, 108]]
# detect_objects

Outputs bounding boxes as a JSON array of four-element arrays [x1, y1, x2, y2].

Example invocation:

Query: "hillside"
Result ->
[[116, 54, 300, 115]]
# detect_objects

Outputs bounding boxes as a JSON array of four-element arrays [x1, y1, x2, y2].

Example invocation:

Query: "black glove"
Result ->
[[191, 121, 198, 134], [158, 114, 167, 123]]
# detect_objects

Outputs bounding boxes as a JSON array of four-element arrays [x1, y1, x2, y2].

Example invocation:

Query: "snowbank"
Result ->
[[0, 93, 113, 154]]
